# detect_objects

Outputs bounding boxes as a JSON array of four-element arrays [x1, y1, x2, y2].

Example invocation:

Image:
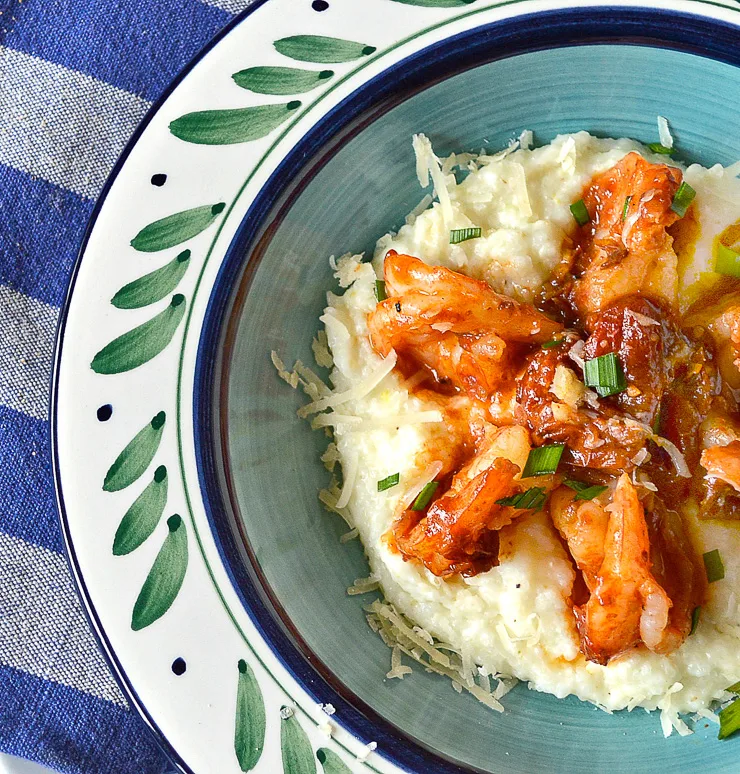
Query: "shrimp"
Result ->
[[698, 421, 740, 519], [701, 440, 740, 492], [368, 252, 562, 400], [684, 287, 740, 390], [549, 485, 608, 589], [552, 475, 698, 663], [516, 343, 650, 474], [572, 153, 683, 318], [390, 425, 535, 577]]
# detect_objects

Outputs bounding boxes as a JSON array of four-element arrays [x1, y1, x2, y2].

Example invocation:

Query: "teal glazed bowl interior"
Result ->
[[198, 8, 740, 774]]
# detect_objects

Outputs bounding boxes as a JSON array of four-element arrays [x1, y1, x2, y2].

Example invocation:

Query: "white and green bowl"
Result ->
[[52, 1, 740, 772]]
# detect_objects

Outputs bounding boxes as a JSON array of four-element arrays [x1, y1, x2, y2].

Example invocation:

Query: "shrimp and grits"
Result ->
[[284, 130, 740, 736]]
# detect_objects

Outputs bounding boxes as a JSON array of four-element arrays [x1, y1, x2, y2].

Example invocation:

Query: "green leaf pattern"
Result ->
[[91, 294, 186, 374], [112, 250, 191, 309], [317, 748, 353, 774], [280, 709, 316, 774], [234, 660, 266, 771], [170, 103, 301, 145], [113, 465, 168, 555], [131, 514, 188, 631], [274, 35, 376, 63], [130, 203, 225, 252], [233, 66, 334, 95], [103, 412, 165, 492]]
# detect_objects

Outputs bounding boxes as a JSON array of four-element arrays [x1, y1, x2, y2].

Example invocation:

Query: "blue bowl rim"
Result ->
[[49, 3, 740, 774]]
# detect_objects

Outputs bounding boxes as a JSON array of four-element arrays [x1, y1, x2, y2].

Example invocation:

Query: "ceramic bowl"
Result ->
[[53, 2, 740, 772]]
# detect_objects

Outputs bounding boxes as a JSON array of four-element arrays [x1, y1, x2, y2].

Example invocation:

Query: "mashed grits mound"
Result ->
[[291, 130, 740, 736]]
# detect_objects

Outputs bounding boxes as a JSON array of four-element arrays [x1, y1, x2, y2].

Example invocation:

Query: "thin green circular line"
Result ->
[[171, 0, 740, 762]]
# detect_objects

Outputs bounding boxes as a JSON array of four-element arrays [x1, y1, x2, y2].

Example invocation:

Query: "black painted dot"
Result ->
[[97, 404, 113, 422], [312, 0, 329, 10], [151, 173, 167, 187], [172, 657, 186, 676]]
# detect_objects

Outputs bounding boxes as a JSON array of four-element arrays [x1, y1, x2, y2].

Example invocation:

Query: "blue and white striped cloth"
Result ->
[[0, 1, 252, 771]]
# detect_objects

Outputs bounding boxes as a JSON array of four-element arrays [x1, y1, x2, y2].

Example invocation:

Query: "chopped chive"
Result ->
[[583, 352, 627, 397], [541, 338, 564, 350], [671, 181, 696, 218], [719, 698, 740, 740], [727, 681, 740, 694], [647, 142, 673, 155], [715, 243, 740, 278], [495, 487, 547, 511], [570, 199, 591, 227], [563, 479, 608, 501], [703, 548, 725, 583], [621, 195, 632, 221], [690, 606, 701, 636], [652, 407, 662, 436], [450, 227, 482, 245], [522, 444, 565, 478], [411, 481, 439, 511], [377, 472, 399, 492], [374, 280, 387, 302]]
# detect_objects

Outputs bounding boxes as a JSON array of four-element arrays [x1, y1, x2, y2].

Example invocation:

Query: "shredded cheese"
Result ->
[[657, 115, 673, 149], [335, 449, 359, 509], [298, 350, 398, 417], [412, 133, 454, 227]]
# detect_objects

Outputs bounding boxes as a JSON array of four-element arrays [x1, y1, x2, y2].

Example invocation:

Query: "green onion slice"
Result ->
[[522, 444, 565, 478], [583, 352, 627, 397], [727, 681, 740, 694], [570, 199, 591, 227], [495, 487, 547, 511], [671, 181, 696, 218], [374, 280, 387, 302], [715, 243, 740, 278], [703, 548, 725, 583], [719, 698, 740, 740], [541, 338, 564, 350], [647, 142, 673, 155], [450, 227, 482, 245], [621, 195, 632, 221], [563, 479, 608, 501], [377, 472, 399, 492], [652, 408, 662, 436], [690, 606, 701, 636], [411, 481, 439, 511]]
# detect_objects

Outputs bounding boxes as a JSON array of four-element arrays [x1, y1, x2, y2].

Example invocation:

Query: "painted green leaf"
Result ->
[[130, 203, 225, 252], [103, 412, 165, 492], [234, 659, 266, 771], [232, 66, 334, 95], [91, 294, 186, 374], [170, 102, 301, 145], [112, 250, 191, 309], [317, 748, 352, 774], [274, 35, 376, 64], [131, 514, 188, 631], [280, 709, 315, 774], [113, 466, 168, 555], [389, 0, 476, 5]]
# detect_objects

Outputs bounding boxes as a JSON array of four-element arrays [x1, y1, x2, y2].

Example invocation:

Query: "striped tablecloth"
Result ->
[[0, 1, 251, 771]]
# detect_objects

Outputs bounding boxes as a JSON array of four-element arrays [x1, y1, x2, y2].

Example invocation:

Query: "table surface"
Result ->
[[0, 755, 51, 774]]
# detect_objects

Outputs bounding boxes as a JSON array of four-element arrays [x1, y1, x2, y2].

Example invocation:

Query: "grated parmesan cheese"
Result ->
[[412, 133, 454, 227], [657, 115, 673, 150], [298, 350, 397, 417]]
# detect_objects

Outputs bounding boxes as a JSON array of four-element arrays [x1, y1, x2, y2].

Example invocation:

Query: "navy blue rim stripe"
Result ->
[[195, 7, 740, 774], [49, 3, 272, 773], [51, 5, 740, 774]]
